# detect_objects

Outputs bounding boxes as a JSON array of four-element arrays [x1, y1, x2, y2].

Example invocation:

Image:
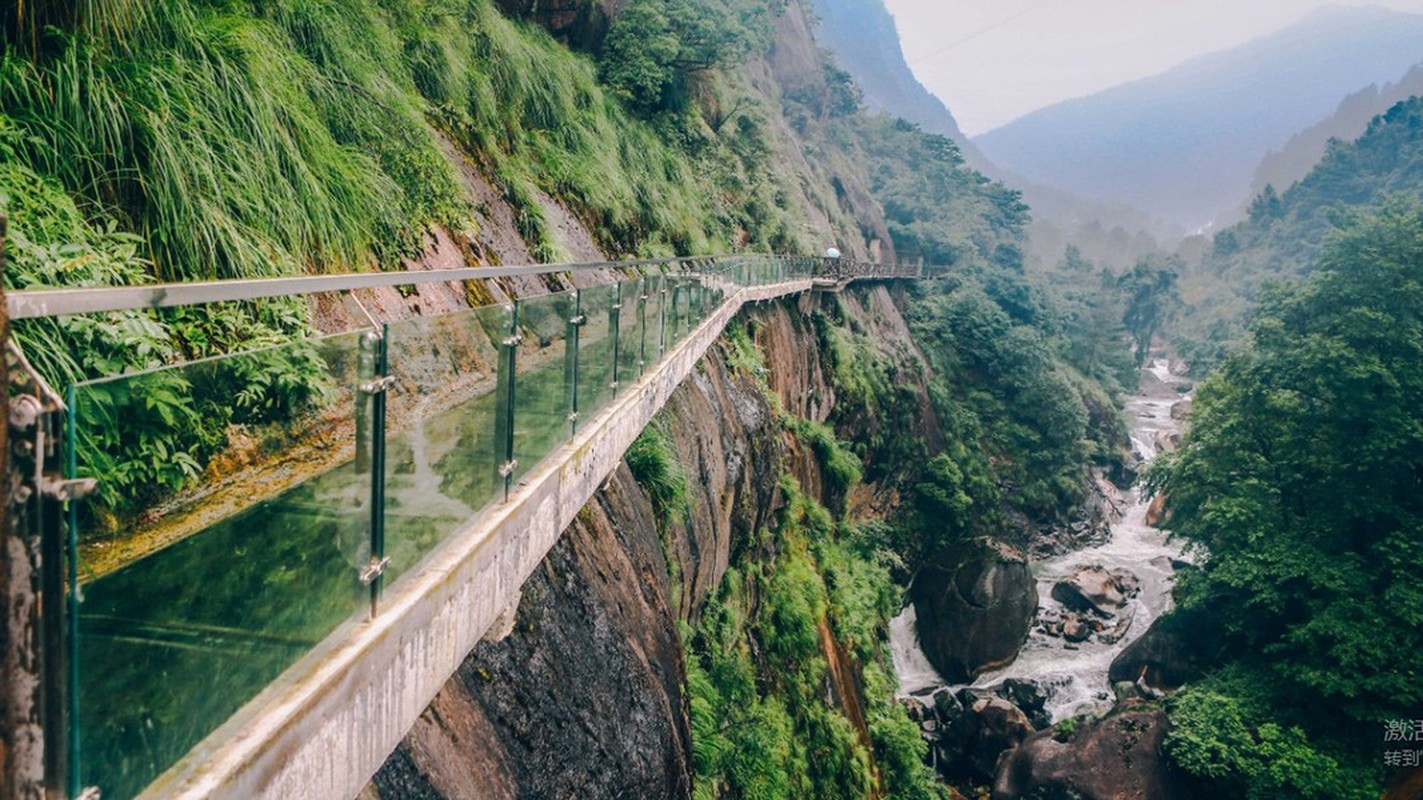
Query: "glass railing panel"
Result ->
[[616, 278, 644, 383], [511, 290, 575, 484], [642, 273, 667, 364], [382, 303, 511, 585], [68, 331, 369, 800], [667, 276, 690, 340], [637, 273, 663, 370], [575, 283, 620, 426], [693, 274, 711, 324]]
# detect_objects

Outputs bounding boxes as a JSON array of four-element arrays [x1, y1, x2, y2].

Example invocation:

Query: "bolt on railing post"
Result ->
[[565, 289, 583, 436], [495, 303, 519, 502]]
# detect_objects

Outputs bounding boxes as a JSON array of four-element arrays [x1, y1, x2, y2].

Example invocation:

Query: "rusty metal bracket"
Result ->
[[358, 556, 392, 586]]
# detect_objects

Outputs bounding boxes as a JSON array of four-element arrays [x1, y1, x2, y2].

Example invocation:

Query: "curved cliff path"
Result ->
[[891, 359, 1191, 722]]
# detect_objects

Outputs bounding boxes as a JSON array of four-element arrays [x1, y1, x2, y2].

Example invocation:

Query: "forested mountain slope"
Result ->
[[811, 0, 1169, 269], [1245, 63, 1423, 209], [1177, 95, 1423, 368]]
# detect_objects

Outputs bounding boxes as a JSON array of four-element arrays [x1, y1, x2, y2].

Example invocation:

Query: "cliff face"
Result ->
[[364, 284, 921, 798], [367, 463, 695, 799]]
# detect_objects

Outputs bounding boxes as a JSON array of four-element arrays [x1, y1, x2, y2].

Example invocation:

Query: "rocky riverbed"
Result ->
[[890, 357, 1193, 723]]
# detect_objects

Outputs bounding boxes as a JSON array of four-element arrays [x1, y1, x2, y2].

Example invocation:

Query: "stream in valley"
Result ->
[[890, 359, 1192, 722]]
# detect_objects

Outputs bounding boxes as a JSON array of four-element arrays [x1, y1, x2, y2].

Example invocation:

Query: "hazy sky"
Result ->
[[883, 0, 1423, 137]]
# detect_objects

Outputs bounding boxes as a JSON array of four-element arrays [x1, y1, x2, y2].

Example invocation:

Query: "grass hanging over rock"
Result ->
[[625, 421, 691, 524]]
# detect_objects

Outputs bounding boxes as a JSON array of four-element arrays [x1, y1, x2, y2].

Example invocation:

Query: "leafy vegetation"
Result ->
[[783, 415, 862, 508], [904, 276, 1095, 523], [0, 0, 831, 522], [1165, 681, 1375, 800], [1115, 256, 1180, 365], [838, 117, 1029, 271], [1151, 202, 1423, 796], [0, 155, 331, 520], [598, 0, 777, 113]]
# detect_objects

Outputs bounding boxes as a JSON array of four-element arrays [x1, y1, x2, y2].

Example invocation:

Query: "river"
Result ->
[[890, 358, 1191, 722]]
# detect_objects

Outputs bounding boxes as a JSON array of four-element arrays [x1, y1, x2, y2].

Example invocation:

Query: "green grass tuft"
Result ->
[[625, 421, 691, 523]]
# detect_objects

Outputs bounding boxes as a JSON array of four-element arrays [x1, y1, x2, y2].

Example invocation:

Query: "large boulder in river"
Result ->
[[910, 539, 1037, 683], [1051, 565, 1139, 616], [992, 708, 1194, 800], [1109, 612, 1210, 692]]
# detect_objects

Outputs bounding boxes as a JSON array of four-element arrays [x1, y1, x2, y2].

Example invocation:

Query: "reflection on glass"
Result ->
[[617, 278, 644, 383], [69, 332, 369, 800], [512, 291, 575, 484], [382, 304, 510, 585], [577, 283, 619, 425]]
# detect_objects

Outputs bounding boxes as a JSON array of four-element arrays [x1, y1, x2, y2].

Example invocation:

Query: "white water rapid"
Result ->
[[890, 359, 1191, 722]]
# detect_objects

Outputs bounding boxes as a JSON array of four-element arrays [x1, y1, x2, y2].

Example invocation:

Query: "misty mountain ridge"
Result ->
[[809, 0, 977, 163], [811, 0, 1173, 267], [1243, 62, 1423, 211], [974, 5, 1423, 231]]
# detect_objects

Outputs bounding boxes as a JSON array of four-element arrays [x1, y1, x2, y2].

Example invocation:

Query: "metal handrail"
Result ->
[[5, 254, 922, 320]]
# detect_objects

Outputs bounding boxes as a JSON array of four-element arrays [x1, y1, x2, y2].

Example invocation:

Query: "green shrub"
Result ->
[[1164, 686, 1379, 800]]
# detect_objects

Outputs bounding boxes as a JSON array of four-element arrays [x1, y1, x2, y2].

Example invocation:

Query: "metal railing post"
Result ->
[[637, 279, 649, 375], [495, 303, 519, 502], [61, 390, 78, 800], [565, 290, 583, 436], [609, 290, 622, 393], [657, 278, 668, 358], [355, 330, 392, 616]]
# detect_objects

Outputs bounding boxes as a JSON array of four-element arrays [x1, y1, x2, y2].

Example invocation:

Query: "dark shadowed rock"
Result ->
[[1109, 612, 1210, 692], [910, 539, 1038, 683], [967, 697, 1035, 779], [494, 0, 619, 49], [993, 678, 1054, 731], [924, 692, 1035, 783], [992, 708, 1194, 800]]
